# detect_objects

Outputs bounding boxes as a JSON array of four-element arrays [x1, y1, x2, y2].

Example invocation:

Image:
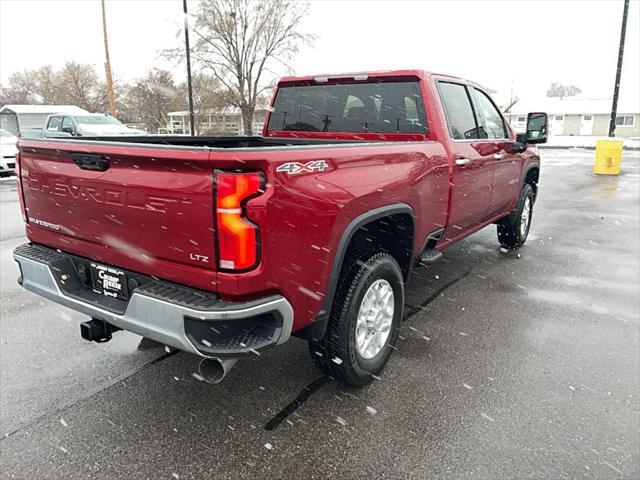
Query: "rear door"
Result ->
[[19, 140, 217, 276], [469, 87, 522, 216], [436, 81, 494, 240]]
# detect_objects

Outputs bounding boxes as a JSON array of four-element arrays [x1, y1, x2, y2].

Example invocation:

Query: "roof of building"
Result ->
[[0, 104, 89, 115], [507, 97, 639, 115], [168, 107, 267, 116]]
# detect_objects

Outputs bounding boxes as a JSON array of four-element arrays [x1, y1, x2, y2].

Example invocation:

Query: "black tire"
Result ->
[[309, 252, 403, 387], [497, 183, 534, 249]]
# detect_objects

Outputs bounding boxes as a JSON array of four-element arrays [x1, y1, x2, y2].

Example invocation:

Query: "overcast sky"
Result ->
[[1, 0, 639, 106]]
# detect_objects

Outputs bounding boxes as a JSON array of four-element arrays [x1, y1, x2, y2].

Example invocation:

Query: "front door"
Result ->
[[469, 87, 522, 216], [580, 114, 594, 135], [436, 81, 494, 241]]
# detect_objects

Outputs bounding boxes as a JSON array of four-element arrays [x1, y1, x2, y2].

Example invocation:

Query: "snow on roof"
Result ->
[[0, 104, 89, 115], [168, 107, 267, 116], [508, 97, 639, 115]]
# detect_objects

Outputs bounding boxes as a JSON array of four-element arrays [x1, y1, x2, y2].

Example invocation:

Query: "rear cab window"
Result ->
[[436, 81, 479, 140], [266, 79, 428, 134]]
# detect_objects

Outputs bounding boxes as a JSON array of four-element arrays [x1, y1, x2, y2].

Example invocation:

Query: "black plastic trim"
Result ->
[[299, 203, 414, 340], [415, 227, 445, 267]]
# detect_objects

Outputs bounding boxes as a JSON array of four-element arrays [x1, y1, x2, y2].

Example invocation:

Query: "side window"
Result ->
[[471, 88, 507, 139], [47, 116, 62, 131], [61, 117, 75, 134], [436, 82, 479, 139]]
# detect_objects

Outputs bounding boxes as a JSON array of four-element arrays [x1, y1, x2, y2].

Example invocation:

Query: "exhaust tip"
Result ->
[[198, 357, 238, 384]]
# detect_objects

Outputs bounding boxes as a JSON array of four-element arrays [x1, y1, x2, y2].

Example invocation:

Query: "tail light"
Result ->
[[215, 171, 263, 271]]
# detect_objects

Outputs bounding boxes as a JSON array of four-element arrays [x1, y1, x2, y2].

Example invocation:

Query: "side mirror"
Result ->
[[61, 127, 76, 135], [526, 112, 548, 144]]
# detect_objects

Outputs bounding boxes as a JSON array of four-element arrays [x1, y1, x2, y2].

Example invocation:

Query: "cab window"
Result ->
[[436, 81, 479, 140], [61, 117, 75, 134], [471, 88, 508, 139], [47, 116, 62, 131]]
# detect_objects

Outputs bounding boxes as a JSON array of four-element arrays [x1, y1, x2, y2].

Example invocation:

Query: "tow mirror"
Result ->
[[526, 112, 548, 144]]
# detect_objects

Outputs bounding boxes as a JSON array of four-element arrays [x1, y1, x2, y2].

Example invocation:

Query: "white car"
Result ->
[[43, 114, 147, 138], [0, 128, 18, 176]]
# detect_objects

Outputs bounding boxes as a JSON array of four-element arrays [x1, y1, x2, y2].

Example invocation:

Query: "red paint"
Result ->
[[16, 70, 540, 334]]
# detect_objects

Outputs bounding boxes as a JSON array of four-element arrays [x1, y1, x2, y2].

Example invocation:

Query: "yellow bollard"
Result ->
[[593, 139, 623, 175]]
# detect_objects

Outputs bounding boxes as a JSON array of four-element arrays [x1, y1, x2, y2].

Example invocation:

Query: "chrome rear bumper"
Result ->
[[14, 244, 293, 358]]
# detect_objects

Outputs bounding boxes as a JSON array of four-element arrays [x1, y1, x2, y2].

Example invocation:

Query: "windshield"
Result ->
[[267, 80, 428, 134], [0, 128, 16, 138], [74, 115, 123, 126]]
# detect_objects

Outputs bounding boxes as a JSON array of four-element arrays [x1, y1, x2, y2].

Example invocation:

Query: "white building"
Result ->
[[504, 97, 639, 137], [165, 107, 267, 136]]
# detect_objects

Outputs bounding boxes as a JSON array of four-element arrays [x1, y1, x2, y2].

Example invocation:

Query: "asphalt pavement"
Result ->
[[1, 149, 638, 479]]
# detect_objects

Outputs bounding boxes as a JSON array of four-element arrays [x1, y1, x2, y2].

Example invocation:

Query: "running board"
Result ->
[[419, 249, 443, 266], [416, 228, 445, 266]]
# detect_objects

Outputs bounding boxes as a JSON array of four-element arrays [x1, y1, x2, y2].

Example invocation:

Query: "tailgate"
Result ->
[[18, 139, 217, 278]]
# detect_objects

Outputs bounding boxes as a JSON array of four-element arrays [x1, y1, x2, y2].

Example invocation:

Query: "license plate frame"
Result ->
[[90, 263, 129, 300]]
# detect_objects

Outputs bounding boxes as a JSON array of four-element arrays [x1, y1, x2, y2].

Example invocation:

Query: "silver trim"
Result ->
[[18, 138, 436, 153], [14, 254, 293, 358]]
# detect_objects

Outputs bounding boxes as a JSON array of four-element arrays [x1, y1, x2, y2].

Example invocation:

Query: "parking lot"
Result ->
[[1, 149, 638, 479]]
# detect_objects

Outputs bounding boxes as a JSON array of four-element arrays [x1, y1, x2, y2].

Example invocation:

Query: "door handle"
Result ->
[[455, 158, 471, 166], [72, 154, 109, 171], [493, 153, 505, 160]]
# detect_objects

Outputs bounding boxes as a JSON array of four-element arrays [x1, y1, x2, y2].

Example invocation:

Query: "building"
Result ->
[[0, 104, 89, 136], [165, 107, 267, 136], [504, 97, 639, 137]]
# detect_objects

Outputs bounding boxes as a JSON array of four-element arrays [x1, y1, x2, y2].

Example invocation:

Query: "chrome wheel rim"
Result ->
[[520, 197, 531, 238], [355, 279, 394, 360]]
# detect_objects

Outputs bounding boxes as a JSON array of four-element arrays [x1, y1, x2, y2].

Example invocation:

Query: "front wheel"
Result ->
[[309, 252, 403, 387], [497, 183, 534, 249]]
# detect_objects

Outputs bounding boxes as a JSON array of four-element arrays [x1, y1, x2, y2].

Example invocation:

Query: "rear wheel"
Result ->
[[497, 183, 534, 249], [309, 252, 403, 387]]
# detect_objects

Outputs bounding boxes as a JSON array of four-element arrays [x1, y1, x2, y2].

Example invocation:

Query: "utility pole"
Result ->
[[101, 0, 117, 117], [183, 0, 195, 136], [608, 0, 629, 137]]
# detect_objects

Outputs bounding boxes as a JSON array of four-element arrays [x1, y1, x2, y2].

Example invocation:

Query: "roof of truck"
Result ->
[[278, 69, 451, 83], [0, 105, 89, 115]]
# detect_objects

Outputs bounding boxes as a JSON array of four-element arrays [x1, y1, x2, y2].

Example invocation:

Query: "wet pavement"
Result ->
[[1, 149, 638, 479]]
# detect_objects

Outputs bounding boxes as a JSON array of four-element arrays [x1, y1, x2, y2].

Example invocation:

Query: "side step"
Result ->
[[419, 249, 443, 266]]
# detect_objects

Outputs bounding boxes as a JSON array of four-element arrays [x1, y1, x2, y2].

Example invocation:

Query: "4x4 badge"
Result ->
[[276, 160, 328, 175]]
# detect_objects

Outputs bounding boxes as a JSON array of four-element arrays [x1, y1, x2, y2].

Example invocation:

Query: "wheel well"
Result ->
[[524, 167, 539, 202], [342, 213, 414, 281]]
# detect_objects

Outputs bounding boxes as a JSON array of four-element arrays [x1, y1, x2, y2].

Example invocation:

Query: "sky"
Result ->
[[1, 0, 639, 107]]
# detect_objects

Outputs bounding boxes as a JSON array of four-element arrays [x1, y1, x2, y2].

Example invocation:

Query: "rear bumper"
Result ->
[[13, 243, 293, 358]]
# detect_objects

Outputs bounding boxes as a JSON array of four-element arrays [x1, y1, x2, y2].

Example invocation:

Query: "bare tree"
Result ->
[[178, 73, 229, 134], [502, 96, 519, 114], [547, 83, 582, 99], [0, 66, 58, 104], [169, 0, 313, 134], [123, 69, 182, 131], [55, 62, 109, 112]]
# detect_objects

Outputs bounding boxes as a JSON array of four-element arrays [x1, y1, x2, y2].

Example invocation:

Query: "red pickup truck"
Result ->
[[13, 70, 547, 386]]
